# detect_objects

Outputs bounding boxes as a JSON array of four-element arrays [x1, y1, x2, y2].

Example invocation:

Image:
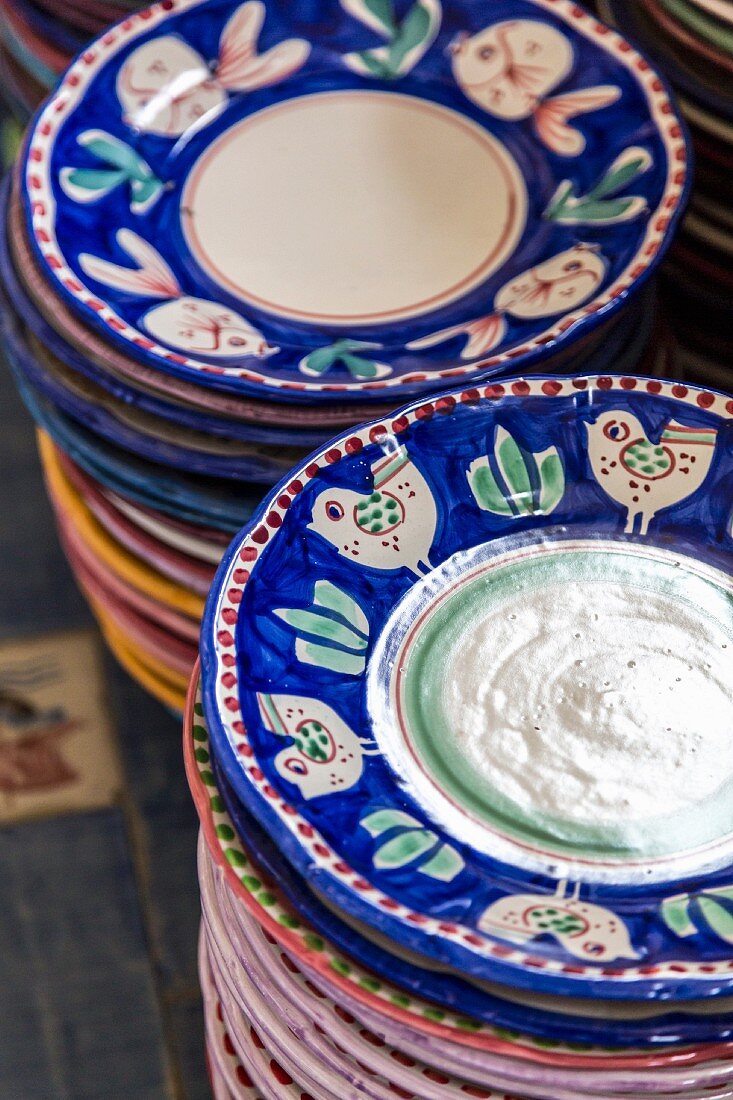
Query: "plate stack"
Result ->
[[0, 0, 147, 124], [0, 0, 690, 710], [189, 373, 733, 1098], [598, 0, 733, 391]]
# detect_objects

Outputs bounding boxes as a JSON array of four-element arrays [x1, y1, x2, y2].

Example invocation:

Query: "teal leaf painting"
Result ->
[[60, 130, 164, 214], [661, 885, 733, 946], [341, 0, 441, 79], [544, 146, 652, 225], [361, 808, 464, 880], [274, 580, 369, 675], [468, 427, 565, 518], [299, 339, 391, 380]]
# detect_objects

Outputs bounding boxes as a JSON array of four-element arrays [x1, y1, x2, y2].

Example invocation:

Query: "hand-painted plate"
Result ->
[[201, 374, 733, 999], [22, 0, 687, 402], [205, 715, 733, 1048], [186, 680, 733, 1058]]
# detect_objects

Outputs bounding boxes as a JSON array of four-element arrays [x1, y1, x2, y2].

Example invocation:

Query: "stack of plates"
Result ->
[[598, 0, 733, 390], [1, 0, 691, 708], [189, 373, 733, 1098], [0, 0, 146, 123]]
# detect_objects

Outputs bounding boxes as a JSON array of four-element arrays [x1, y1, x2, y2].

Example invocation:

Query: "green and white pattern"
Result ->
[[341, 0, 442, 79], [662, 885, 733, 946], [299, 340, 391, 380], [544, 147, 652, 225], [362, 809, 464, 880], [468, 427, 565, 517], [60, 130, 164, 213], [274, 581, 369, 675]]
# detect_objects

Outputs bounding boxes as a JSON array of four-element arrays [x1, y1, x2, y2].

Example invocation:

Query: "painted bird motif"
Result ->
[[308, 444, 437, 577], [450, 19, 620, 156], [257, 692, 378, 800], [586, 411, 718, 535], [478, 881, 639, 963], [408, 244, 606, 359]]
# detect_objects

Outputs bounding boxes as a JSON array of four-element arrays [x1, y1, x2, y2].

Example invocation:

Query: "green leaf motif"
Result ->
[[361, 811, 464, 880], [342, 0, 441, 79], [60, 129, 163, 214], [661, 885, 733, 945], [299, 339, 391, 380], [468, 427, 565, 518], [362, 809, 420, 836], [374, 829, 438, 869], [274, 580, 369, 676], [545, 146, 652, 226]]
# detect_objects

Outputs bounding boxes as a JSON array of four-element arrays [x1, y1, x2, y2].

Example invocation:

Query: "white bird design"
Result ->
[[450, 19, 620, 156], [257, 692, 378, 800], [117, 1, 311, 136], [408, 244, 606, 359], [478, 880, 639, 963], [308, 444, 437, 577], [586, 411, 718, 536], [80, 229, 277, 360]]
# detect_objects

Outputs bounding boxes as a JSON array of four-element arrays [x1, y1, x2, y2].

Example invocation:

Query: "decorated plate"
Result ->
[[187, 680, 733, 1058], [22, 0, 687, 402], [201, 374, 733, 999]]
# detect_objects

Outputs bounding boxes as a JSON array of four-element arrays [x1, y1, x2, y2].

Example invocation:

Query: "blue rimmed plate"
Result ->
[[22, 0, 688, 402], [201, 373, 733, 1000]]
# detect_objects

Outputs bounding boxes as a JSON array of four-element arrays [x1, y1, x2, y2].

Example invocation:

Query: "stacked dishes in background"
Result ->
[[598, 0, 733, 391], [190, 374, 733, 1098], [0, 0, 146, 124], [0, 0, 691, 710]]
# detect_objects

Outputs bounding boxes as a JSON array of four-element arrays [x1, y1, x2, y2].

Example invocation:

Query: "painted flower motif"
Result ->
[[545, 147, 652, 225], [273, 580, 369, 675], [60, 130, 164, 214], [361, 808, 465, 881], [341, 0, 442, 80], [468, 426, 565, 517], [662, 885, 733, 946], [299, 340, 391, 380]]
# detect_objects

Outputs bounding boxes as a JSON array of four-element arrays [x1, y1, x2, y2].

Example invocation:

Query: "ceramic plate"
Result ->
[[8, 366, 255, 531], [186, 679, 733, 1062], [205, 715, 733, 1049], [22, 0, 687, 401], [200, 834, 733, 1093], [202, 374, 733, 1000]]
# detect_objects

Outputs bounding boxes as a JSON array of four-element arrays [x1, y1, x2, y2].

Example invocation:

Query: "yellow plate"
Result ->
[[91, 594, 188, 712], [38, 431, 206, 620]]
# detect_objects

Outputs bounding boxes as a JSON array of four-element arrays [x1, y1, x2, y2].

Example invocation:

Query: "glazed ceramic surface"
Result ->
[[186, 682, 733, 1054], [22, 0, 687, 401], [201, 375, 733, 999]]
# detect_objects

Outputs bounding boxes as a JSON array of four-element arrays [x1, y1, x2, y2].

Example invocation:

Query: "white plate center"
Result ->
[[182, 90, 527, 325], [446, 579, 733, 829]]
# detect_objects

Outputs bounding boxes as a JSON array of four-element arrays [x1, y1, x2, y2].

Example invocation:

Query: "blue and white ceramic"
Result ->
[[201, 374, 733, 999], [22, 0, 688, 402]]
